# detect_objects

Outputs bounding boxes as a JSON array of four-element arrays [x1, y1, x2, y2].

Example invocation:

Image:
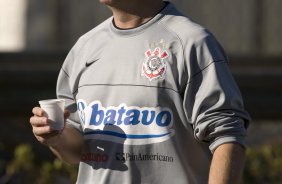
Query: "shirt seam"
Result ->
[[72, 84, 180, 95], [158, 20, 187, 93], [187, 60, 226, 84], [109, 15, 167, 38], [61, 67, 70, 78], [158, 20, 227, 86]]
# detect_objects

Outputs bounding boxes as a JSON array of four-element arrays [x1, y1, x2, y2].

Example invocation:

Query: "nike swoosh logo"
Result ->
[[85, 58, 100, 67]]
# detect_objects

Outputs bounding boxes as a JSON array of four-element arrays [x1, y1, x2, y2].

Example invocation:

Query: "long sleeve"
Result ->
[[182, 32, 251, 152], [56, 49, 82, 132]]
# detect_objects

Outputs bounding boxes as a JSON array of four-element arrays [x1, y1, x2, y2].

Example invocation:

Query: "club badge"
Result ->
[[141, 45, 169, 81]]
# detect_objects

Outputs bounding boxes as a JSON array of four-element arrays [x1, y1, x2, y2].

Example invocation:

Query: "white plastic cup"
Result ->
[[39, 99, 65, 130]]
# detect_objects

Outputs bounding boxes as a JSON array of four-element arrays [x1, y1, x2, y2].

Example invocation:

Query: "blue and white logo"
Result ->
[[77, 100, 175, 145]]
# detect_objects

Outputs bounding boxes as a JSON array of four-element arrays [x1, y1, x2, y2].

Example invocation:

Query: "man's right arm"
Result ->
[[30, 107, 83, 165]]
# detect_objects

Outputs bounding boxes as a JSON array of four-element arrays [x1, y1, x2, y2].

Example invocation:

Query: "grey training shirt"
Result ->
[[57, 2, 250, 184]]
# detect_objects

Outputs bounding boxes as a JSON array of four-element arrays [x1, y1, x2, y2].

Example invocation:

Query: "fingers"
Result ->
[[32, 126, 60, 137], [32, 126, 53, 136], [34, 130, 61, 145], [30, 106, 68, 145], [32, 107, 70, 119], [32, 107, 45, 116], [31, 107, 69, 127], [30, 107, 54, 135], [30, 116, 57, 144], [31, 119, 61, 145], [30, 115, 48, 127], [31, 123, 54, 145]]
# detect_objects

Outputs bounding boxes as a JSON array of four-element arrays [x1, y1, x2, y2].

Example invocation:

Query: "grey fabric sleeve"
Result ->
[[56, 50, 82, 133], [183, 33, 250, 153]]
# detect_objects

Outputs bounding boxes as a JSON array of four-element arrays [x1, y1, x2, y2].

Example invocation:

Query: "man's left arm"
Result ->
[[209, 143, 246, 184], [182, 33, 251, 183]]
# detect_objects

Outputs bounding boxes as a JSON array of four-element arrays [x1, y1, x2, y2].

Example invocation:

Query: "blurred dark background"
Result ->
[[0, 0, 282, 183]]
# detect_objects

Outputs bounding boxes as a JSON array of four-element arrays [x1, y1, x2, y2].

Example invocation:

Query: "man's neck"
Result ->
[[108, 0, 166, 29]]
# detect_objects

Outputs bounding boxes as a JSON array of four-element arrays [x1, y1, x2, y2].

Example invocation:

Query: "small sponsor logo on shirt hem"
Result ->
[[116, 152, 174, 163]]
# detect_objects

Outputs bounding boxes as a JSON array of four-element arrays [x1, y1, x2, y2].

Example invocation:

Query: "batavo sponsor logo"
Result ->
[[77, 100, 175, 145], [116, 152, 173, 163], [81, 153, 108, 162]]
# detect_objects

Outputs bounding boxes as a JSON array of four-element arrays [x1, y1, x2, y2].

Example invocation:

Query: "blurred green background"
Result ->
[[0, 0, 282, 183]]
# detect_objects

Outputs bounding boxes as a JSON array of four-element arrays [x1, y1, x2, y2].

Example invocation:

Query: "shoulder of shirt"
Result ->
[[72, 17, 112, 50], [61, 17, 112, 73], [159, 5, 214, 44]]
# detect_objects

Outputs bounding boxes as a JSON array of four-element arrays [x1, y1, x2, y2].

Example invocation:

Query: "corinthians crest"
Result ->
[[142, 40, 170, 81]]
